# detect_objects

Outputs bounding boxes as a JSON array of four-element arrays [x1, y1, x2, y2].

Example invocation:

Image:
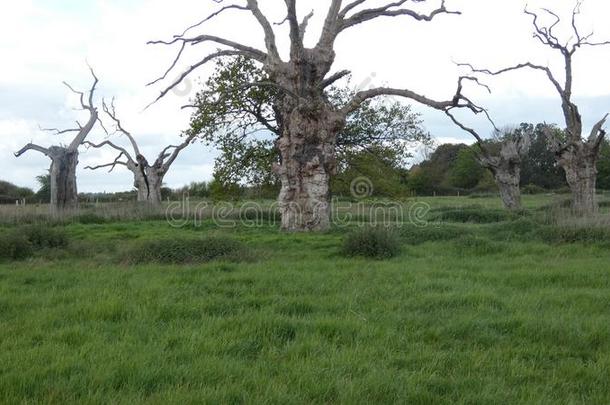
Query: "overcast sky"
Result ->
[[1, 0, 610, 192]]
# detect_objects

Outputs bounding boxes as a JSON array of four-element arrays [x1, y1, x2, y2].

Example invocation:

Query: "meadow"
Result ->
[[1, 194, 610, 404]]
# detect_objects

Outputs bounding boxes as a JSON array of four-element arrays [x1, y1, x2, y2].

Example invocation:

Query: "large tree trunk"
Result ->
[[480, 142, 527, 211], [49, 147, 79, 214], [561, 151, 598, 215], [275, 105, 344, 232], [134, 167, 163, 205], [495, 173, 521, 211]]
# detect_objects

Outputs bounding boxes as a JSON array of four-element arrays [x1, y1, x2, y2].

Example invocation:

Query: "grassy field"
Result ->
[[1, 195, 610, 404]]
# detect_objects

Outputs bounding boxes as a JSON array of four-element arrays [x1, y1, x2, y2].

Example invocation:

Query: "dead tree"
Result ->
[[461, 1, 609, 215], [84, 100, 196, 205], [14, 69, 99, 213], [148, 0, 489, 231], [446, 111, 530, 210]]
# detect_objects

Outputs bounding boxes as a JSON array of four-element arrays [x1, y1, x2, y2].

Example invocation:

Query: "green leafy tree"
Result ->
[[519, 123, 566, 190], [188, 57, 431, 199], [597, 140, 610, 190], [34, 174, 51, 203], [449, 148, 485, 189]]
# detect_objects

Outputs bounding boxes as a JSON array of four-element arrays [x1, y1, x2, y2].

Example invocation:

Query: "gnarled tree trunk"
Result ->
[[49, 147, 79, 213], [275, 104, 344, 231], [557, 145, 598, 215], [494, 170, 522, 211], [134, 165, 164, 205], [478, 135, 530, 211]]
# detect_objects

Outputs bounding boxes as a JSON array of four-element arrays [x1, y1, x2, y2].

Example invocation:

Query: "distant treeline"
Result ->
[[408, 123, 610, 196]]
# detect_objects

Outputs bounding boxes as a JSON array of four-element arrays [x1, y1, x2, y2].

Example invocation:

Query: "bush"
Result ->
[[342, 227, 401, 259], [125, 237, 246, 265], [20, 225, 69, 249], [0, 231, 33, 260]]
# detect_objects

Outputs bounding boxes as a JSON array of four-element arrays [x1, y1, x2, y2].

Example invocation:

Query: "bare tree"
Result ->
[[461, 1, 609, 215], [84, 100, 196, 204], [445, 110, 531, 210], [14, 69, 99, 214], [148, 0, 488, 231]]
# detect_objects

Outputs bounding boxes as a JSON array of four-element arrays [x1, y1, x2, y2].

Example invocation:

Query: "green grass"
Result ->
[[1, 195, 610, 404]]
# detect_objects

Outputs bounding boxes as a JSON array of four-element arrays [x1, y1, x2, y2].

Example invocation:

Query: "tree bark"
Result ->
[[275, 104, 344, 232], [558, 146, 598, 215], [133, 166, 164, 205], [495, 173, 521, 211], [477, 135, 530, 211], [49, 147, 79, 214]]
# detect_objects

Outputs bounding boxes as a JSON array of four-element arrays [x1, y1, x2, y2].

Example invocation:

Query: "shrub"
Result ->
[[0, 231, 33, 260], [125, 237, 246, 265], [342, 227, 401, 259], [20, 225, 69, 249]]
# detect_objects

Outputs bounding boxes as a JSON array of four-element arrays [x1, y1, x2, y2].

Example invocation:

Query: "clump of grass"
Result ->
[[20, 225, 69, 249], [535, 225, 610, 246], [400, 224, 469, 245], [431, 207, 515, 224], [452, 235, 504, 256], [0, 231, 33, 261], [124, 237, 247, 265], [342, 227, 401, 259], [485, 218, 541, 242], [75, 213, 108, 225]]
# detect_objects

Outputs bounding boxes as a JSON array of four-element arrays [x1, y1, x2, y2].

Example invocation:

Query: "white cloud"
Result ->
[[1, 0, 609, 191]]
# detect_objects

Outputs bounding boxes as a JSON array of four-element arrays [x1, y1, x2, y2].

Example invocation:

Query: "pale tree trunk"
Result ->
[[495, 174, 521, 211], [559, 149, 598, 215], [275, 105, 344, 232], [49, 147, 79, 214], [134, 167, 164, 205], [477, 133, 530, 211]]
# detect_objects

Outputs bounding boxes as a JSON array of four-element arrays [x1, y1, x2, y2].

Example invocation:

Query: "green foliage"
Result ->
[[188, 56, 430, 195], [597, 139, 610, 190], [0, 231, 33, 260], [342, 227, 401, 259], [20, 225, 69, 249], [0, 180, 34, 203], [449, 148, 485, 189], [332, 145, 409, 198], [34, 174, 51, 203], [407, 143, 470, 195], [519, 123, 566, 190], [125, 237, 245, 265]]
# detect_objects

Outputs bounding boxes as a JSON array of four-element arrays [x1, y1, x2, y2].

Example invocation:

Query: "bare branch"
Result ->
[[83, 140, 135, 165], [84, 153, 129, 173], [14, 143, 51, 158]]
